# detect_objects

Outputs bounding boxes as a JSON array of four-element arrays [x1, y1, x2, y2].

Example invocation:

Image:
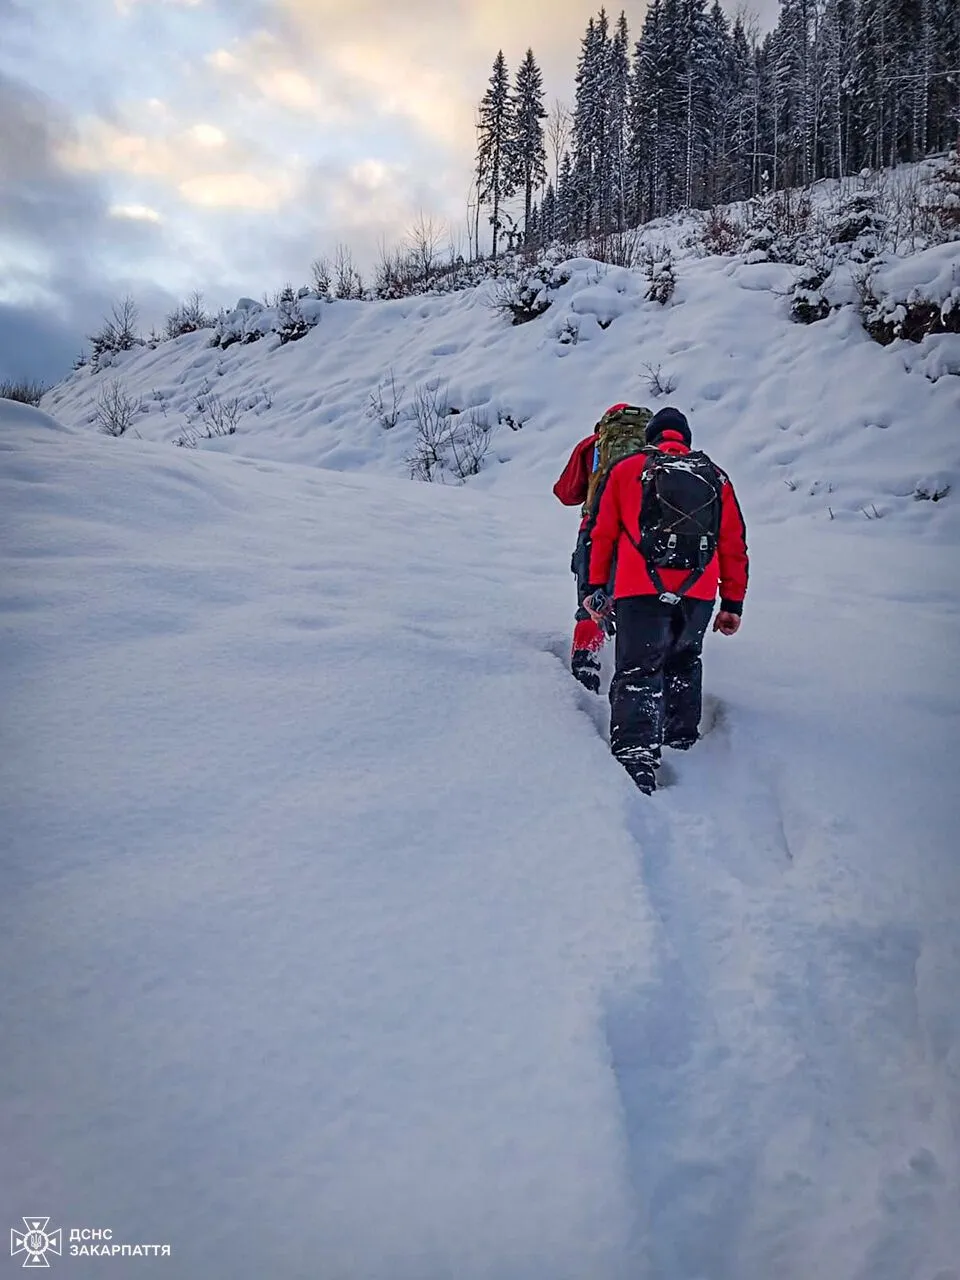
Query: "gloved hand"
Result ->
[[583, 588, 614, 624], [712, 610, 741, 635]]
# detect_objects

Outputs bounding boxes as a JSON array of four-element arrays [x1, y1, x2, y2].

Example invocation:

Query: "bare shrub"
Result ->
[[587, 226, 645, 267], [405, 211, 444, 281], [0, 378, 46, 405], [310, 256, 332, 298], [198, 394, 242, 437], [333, 243, 364, 299], [95, 379, 143, 436], [406, 382, 495, 482], [176, 393, 242, 447], [407, 381, 449, 482], [89, 296, 142, 368], [640, 362, 678, 396], [368, 370, 406, 429], [701, 206, 742, 255]]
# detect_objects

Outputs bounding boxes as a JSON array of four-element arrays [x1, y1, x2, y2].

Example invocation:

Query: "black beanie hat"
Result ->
[[646, 406, 692, 447]]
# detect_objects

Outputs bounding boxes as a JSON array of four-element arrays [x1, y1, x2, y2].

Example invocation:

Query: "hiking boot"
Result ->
[[571, 649, 602, 693], [622, 758, 656, 794], [614, 749, 658, 794], [664, 736, 697, 751]]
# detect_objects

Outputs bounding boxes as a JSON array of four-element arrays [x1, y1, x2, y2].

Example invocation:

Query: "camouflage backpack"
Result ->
[[583, 404, 652, 514]]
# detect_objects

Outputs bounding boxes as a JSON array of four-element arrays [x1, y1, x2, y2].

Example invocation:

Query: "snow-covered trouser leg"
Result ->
[[570, 526, 606, 692], [663, 599, 714, 748], [608, 598, 673, 784], [608, 596, 714, 786]]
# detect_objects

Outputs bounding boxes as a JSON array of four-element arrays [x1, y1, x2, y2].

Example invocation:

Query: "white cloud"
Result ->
[[178, 171, 295, 210], [116, 0, 203, 12], [190, 124, 226, 147], [109, 203, 162, 221]]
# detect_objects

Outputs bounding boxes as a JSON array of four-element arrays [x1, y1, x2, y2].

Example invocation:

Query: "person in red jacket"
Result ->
[[553, 405, 630, 691], [583, 406, 748, 794]]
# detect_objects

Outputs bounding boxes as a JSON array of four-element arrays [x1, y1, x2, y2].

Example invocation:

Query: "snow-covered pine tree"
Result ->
[[476, 51, 515, 258], [772, 0, 818, 187], [627, 0, 665, 223], [851, 0, 898, 171], [927, 0, 960, 154], [816, 0, 856, 179], [556, 151, 576, 242], [701, 0, 736, 206], [678, 0, 713, 206], [540, 180, 557, 244], [510, 49, 548, 242], [609, 12, 631, 231], [571, 10, 615, 236], [629, 0, 687, 219], [728, 16, 757, 200]]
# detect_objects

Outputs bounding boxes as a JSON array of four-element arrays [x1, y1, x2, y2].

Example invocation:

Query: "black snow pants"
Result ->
[[609, 594, 715, 768]]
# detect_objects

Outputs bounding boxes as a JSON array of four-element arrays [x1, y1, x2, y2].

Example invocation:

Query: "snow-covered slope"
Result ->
[[4, 237, 960, 1279], [43, 246, 960, 539]]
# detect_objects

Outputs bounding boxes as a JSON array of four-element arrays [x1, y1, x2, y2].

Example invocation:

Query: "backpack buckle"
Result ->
[[659, 591, 681, 606]]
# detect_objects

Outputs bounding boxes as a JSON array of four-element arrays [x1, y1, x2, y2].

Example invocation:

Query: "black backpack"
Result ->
[[633, 449, 725, 602]]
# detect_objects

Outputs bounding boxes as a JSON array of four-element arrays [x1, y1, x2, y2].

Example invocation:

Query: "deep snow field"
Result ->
[[2, 236, 960, 1279]]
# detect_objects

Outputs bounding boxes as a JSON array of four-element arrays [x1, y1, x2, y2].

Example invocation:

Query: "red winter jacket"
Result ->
[[587, 439, 749, 612], [553, 433, 598, 508]]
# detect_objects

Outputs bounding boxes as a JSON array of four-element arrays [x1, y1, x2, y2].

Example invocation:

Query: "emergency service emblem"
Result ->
[[10, 1219, 62, 1268]]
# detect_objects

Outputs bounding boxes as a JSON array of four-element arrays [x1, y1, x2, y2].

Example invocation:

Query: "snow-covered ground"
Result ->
[[3, 236, 960, 1278]]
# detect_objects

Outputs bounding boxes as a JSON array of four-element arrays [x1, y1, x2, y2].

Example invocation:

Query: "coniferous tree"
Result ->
[[510, 49, 548, 240], [678, 0, 713, 205], [701, 0, 736, 204], [556, 151, 576, 241], [728, 17, 757, 199], [571, 14, 605, 235], [476, 51, 515, 257], [609, 12, 631, 229], [540, 180, 557, 243], [928, 0, 960, 154]]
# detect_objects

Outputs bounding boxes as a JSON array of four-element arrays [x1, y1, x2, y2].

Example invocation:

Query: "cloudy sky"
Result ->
[[0, 0, 777, 384]]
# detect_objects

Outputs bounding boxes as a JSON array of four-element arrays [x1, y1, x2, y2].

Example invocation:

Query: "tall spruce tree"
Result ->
[[609, 12, 631, 230], [510, 49, 548, 240], [476, 51, 515, 257], [556, 150, 576, 241]]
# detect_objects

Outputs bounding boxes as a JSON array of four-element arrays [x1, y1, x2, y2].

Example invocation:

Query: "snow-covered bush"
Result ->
[[491, 262, 571, 324], [164, 291, 214, 340], [211, 294, 323, 349], [740, 186, 814, 264], [827, 189, 888, 261], [790, 263, 832, 324], [275, 287, 310, 345], [642, 243, 676, 304], [0, 378, 45, 405], [929, 151, 960, 237], [860, 246, 960, 347]]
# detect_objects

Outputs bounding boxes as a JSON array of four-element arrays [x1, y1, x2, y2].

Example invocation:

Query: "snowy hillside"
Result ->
[[42, 227, 960, 540], [3, 232, 960, 1279]]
